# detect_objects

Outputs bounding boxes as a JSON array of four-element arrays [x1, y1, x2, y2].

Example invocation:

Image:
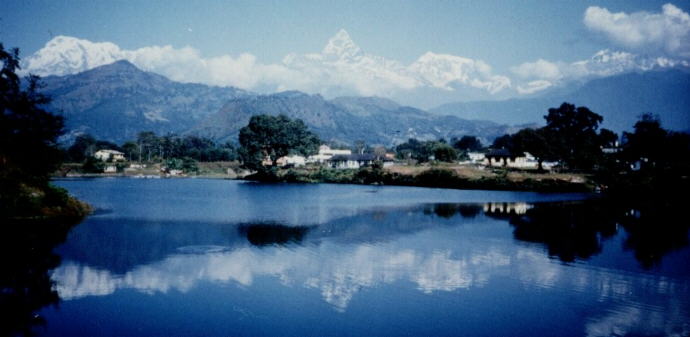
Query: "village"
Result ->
[[84, 144, 562, 177]]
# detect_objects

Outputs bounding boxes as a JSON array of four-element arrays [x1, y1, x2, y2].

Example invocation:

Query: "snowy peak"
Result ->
[[322, 29, 363, 60], [22, 35, 124, 76]]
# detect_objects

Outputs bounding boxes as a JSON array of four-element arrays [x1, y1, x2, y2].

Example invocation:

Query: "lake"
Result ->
[[8, 178, 690, 336]]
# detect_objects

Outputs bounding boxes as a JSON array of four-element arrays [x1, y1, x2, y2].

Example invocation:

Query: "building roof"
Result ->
[[485, 149, 514, 158], [95, 149, 124, 155]]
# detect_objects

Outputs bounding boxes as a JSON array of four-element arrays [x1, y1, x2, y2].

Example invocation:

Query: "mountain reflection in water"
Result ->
[[13, 179, 690, 337]]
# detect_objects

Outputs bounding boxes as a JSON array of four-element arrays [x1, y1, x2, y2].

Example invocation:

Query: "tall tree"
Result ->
[[0, 44, 64, 186], [238, 114, 320, 171], [510, 128, 556, 170], [453, 136, 482, 152], [544, 103, 603, 170]]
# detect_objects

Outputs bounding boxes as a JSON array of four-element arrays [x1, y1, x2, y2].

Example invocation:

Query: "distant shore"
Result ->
[[247, 164, 593, 193], [55, 162, 593, 193]]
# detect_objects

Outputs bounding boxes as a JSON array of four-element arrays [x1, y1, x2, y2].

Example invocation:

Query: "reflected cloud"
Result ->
[[586, 304, 689, 337], [49, 199, 690, 327], [53, 239, 516, 311]]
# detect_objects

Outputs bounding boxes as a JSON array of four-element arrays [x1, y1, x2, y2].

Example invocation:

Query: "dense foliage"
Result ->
[[238, 114, 320, 171], [0, 44, 88, 218], [394, 139, 458, 162], [492, 102, 616, 171], [66, 132, 237, 163]]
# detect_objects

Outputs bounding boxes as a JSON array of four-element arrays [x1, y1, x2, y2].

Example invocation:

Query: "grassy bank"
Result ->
[[1, 183, 92, 221]]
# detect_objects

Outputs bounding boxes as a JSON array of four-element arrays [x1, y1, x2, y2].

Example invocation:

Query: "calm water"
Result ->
[[10, 178, 690, 336]]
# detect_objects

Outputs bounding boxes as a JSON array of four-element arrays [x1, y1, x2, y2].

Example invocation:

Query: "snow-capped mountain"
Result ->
[[22, 31, 515, 104], [21, 36, 124, 76], [321, 29, 364, 61]]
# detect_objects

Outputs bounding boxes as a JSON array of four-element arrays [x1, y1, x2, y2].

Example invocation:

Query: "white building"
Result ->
[[276, 155, 306, 167], [468, 152, 486, 163], [308, 145, 352, 163], [94, 149, 125, 162]]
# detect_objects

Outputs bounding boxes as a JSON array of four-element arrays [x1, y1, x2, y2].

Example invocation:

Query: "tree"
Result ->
[[0, 44, 82, 218], [622, 114, 667, 167], [137, 131, 158, 162], [0, 44, 64, 186], [66, 134, 120, 162], [492, 134, 513, 150], [238, 114, 320, 171], [598, 128, 618, 148], [453, 136, 482, 152], [66, 134, 97, 162], [433, 143, 458, 162], [510, 128, 555, 171], [544, 103, 603, 170], [121, 141, 139, 161]]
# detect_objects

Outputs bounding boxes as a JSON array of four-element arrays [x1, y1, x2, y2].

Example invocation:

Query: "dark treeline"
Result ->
[[394, 135, 483, 163], [65, 132, 238, 163], [1, 44, 90, 219], [490, 103, 618, 171]]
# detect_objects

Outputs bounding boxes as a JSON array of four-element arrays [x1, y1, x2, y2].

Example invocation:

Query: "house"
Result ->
[[483, 149, 554, 169], [329, 154, 393, 169], [468, 152, 486, 164], [94, 149, 125, 162], [307, 145, 352, 163], [276, 155, 306, 167], [330, 154, 376, 169]]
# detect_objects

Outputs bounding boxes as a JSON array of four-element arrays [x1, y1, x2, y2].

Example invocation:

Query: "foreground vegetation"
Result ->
[[0, 44, 90, 220]]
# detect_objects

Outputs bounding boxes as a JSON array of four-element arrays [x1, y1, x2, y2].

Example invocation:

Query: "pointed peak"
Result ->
[[323, 29, 362, 60], [332, 29, 352, 42]]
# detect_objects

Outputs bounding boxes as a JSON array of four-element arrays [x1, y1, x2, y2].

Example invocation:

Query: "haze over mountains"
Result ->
[[431, 70, 690, 132]]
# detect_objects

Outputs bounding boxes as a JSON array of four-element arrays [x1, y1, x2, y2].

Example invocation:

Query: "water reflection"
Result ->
[[0, 219, 76, 337], [507, 202, 618, 262], [35, 181, 690, 336], [238, 223, 313, 246], [502, 200, 690, 269]]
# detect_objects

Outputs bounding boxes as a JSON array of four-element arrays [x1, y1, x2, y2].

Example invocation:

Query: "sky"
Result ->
[[2, 0, 689, 107]]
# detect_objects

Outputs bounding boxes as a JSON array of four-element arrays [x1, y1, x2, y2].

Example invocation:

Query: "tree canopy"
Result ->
[[238, 114, 320, 171], [395, 138, 457, 163], [1, 44, 64, 186], [452, 136, 482, 152], [0, 44, 90, 219], [491, 102, 614, 171], [543, 103, 604, 170]]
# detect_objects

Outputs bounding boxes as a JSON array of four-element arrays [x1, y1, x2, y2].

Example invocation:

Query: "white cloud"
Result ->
[[21, 30, 511, 99], [511, 59, 563, 81], [584, 3, 690, 59], [516, 80, 553, 95], [511, 49, 690, 94]]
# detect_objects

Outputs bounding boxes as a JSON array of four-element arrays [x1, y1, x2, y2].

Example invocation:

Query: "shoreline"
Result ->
[[54, 165, 593, 193]]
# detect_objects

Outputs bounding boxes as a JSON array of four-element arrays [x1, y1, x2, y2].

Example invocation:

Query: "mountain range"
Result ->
[[38, 61, 519, 145], [40, 60, 247, 142], [37, 60, 690, 146], [431, 70, 690, 132]]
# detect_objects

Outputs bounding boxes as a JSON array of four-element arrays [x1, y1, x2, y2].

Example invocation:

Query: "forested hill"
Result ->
[[39, 60, 247, 143], [191, 92, 518, 145], [38, 60, 516, 145]]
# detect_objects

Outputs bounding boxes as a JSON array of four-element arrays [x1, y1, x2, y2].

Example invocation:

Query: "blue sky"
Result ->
[[2, 0, 689, 106]]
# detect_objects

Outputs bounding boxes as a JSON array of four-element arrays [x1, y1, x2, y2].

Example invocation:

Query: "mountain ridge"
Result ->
[[38, 60, 513, 145], [430, 70, 690, 132]]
